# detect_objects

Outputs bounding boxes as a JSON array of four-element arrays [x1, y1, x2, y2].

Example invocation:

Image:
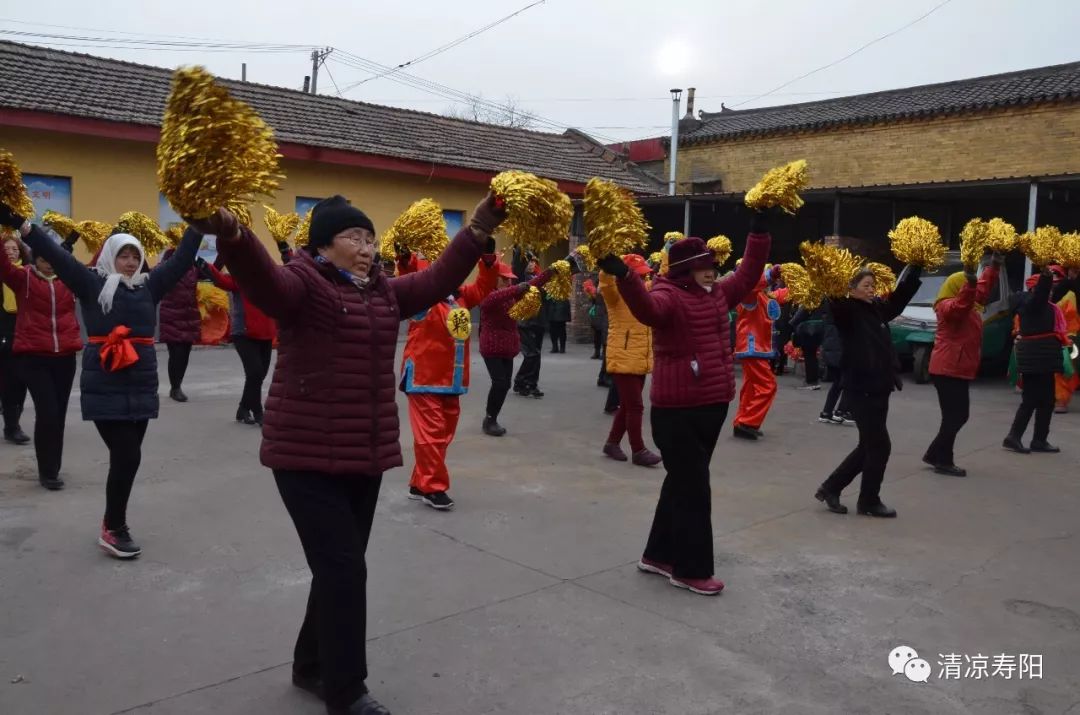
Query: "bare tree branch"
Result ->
[[445, 94, 537, 129]]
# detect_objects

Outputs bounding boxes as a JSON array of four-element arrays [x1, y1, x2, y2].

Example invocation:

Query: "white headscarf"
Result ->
[[95, 233, 148, 314]]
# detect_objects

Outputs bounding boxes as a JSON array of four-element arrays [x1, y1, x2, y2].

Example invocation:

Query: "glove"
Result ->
[[61, 231, 79, 254], [395, 243, 411, 261], [964, 268, 978, 284], [908, 264, 923, 280], [0, 203, 26, 230], [195, 256, 208, 272], [566, 252, 583, 276], [749, 209, 771, 235], [276, 240, 291, 254], [484, 236, 497, 255], [186, 208, 239, 240], [469, 191, 506, 237], [597, 253, 628, 278]]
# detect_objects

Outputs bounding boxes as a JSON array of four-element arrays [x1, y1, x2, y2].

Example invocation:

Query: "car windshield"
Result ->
[[909, 264, 964, 306]]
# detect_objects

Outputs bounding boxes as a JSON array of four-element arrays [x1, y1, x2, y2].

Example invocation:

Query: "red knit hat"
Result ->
[[623, 254, 652, 276], [666, 237, 715, 278]]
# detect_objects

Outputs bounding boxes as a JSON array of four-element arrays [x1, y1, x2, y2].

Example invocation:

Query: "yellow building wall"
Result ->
[[672, 103, 1080, 193]]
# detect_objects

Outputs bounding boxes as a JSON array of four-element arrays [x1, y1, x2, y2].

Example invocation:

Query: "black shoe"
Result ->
[[590, 353, 601, 360], [329, 693, 393, 715], [39, 474, 65, 491], [733, 424, 758, 440], [408, 486, 423, 500], [235, 406, 255, 425], [528, 388, 545, 399], [291, 671, 323, 700], [856, 501, 897, 518], [3, 427, 30, 445], [1030, 440, 1061, 453], [933, 464, 967, 477], [422, 491, 454, 510], [251, 407, 264, 426], [1003, 435, 1030, 454], [169, 387, 188, 403], [818, 412, 844, 425], [98, 523, 142, 559], [482, 416, 507, 437], [814, 487, 848, 514]]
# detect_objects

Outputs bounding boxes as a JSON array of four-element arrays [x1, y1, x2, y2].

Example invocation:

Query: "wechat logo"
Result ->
[[889, 645, 931, 683]]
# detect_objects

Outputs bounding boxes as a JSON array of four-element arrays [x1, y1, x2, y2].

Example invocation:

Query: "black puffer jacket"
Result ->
[[821, 300, 843, 368], [24, 225, 202, 421], [1016, 271, 1063, 375]]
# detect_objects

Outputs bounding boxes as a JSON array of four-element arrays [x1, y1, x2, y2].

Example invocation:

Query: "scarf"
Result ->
[[95, 234, 149, 314], [316, 255, 370, 289]]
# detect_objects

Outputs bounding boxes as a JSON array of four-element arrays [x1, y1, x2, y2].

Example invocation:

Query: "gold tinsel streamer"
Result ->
[[1056, 232, 1080, 269], [959, 218, 988, 270], [866, 262, 897, 296], [509, 285, 542, 321], [985, 217, 1017, 254], [778, 262, 822, 309], [382, 198, 449, 262], [77, 220, 111, 254], [889, 216, 946, 271], [574, 244, 596, 271], [490, 170, 573, 253], [582, 177, 650, 260], [164, 223, 187, 248], [648, 251, 664, 265], [263, 206, 300, 244], [226, 200, 253, 228], [116, 211, 168, 257], [0, 149, 34, 218], [1018, 226, 1061, 268], [156, 66, 283, 220], [744, 159, 809, 214], [294, 209, 313, 248], [196, 282, 229, 320], [42, 210, 77, 239], [544, 260, 572, 301], [706, 235, 732, 267], [800, 241, 864, 299], [663, 231, 684, 244]]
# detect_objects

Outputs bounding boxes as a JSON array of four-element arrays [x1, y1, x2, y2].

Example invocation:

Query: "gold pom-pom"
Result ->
[[294, 209, 313, 248], [706, 235, 732, 267], [1056, 232, 1080, 269], [985, 217, 1017, 254], [382, 198, 449, 262], [582, 177, 650, 260], [509, 285, 542, 321], [800, 241, 863, 298], [866, 262, 897, 296], [42, 210, 77, 239], [663, 231, 684, 245], [1018, 226, 1061, 268], [744, 159, 809, 214], [959, 218, 988, 270], [648, 251, 664, 265], [574, 244, 596, 271], [164, 223, 187, 248], [263, 206, 300, 244], [226, 200, 252, 228], [116, 211, 168, 257], [778, 262, 822, 309], [889, 216, 946, 271], [490, 170, 573, 254], [544, 259, 572, 301], [76, 220, 111, 254], [0, 149, 34, 219], [157, 66, 283, 220], [196, 282, 229, 320]]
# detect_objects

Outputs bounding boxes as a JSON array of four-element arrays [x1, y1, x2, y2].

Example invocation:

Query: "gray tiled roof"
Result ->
[[682, 61, 1080, 145], [0, 40, 660, 194]]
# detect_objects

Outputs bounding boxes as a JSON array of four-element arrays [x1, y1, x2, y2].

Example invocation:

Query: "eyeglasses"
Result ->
[[339, 234, 378, 248]]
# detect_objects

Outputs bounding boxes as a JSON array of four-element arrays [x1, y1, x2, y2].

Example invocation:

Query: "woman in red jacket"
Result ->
[[0, 233, 82, 490], [603, 218, 771, 596], [203, 259, 277, 425], [215, 193, 504, 715], [922, 255, 1003, 477], [158, 246, 201, 403]]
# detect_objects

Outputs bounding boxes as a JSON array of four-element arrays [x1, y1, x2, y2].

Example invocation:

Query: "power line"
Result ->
[[732, 0, 957, 108], [0, 28, 306, 52], [322, 59, 342, 96]]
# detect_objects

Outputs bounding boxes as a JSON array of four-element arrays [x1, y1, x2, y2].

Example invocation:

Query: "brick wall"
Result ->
[[670, 103, 1080, 192]]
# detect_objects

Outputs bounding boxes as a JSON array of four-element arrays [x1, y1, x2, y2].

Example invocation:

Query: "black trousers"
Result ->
[[484, 356, 513, 418], [0, 341, 27, 433], [549, 321, 567, 352], [822, 368, 851, 415], [924, 375, 970, 466], [801, 337, 822, 385], [166, 342, 192, 391], [591, 328, 603, 357], [274, 469, 383, 711], [821, 391, 891, 506], [17, 354, 76, 479], [95, 420, 150, 530], [233, 336, 273, 413], [604, 380, 620, 413], [514, 325, 544, 390], [1010, 372, 1055, 443], [644, 402, 729, 580]]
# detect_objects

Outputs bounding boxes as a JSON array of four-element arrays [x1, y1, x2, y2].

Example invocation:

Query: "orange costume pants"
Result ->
[[408, 393, 461, 494], [734, 358, 778, 430], [1056, 372, 1079, 407]]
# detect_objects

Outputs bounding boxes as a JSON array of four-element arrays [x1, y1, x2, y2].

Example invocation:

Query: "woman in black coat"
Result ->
[[818, 299, 853, 424], [2, 203, 214, 559], [815, 265, 921, 518]]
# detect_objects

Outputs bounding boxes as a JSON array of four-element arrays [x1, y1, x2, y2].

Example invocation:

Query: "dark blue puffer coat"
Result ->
[[23, 225, 202, 421]]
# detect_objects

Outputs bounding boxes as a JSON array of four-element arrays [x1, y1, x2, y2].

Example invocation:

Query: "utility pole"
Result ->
[[310, 47, 332, 94]]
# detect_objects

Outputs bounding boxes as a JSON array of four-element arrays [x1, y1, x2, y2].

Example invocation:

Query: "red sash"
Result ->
[[88, 326, 155, 372]]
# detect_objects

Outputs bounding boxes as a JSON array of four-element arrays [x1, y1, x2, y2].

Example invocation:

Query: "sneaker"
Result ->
[[527, 388, 545, 399], [422, 491, 454, 510], [169, 387, 188, 403], [99, 523, 141, 559], [818, 411, 844, 425], [482, 416, 507, 437], [631, 449, 662, 467], [637, 557, 673, 578], [603, 442, 628, 462], [856, 501, 897, 518], [669, 575, 724, 595], [732, 424, 758, 440], [3, 427, 30, 445], [1055, 403, 1069, 414], [836, 411, 856, 426], [39, 474, 65, 491], [800, 384, 822, 391], [236, 406, 255, 425], [335, 693, 392, 715], [408, 486, 423, 500]]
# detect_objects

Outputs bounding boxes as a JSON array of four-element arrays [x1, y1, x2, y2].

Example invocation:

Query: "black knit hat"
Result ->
[[308, 195, 375, 251]]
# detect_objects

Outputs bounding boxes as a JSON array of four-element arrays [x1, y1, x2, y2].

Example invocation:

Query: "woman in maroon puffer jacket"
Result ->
[[601, 216, 771, 597], [157, 246, 201, 403], [215, 193, 504, 715], [0, 233, 82, 490]]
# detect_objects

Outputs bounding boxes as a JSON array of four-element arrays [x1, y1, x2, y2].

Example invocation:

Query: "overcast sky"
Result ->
[[3, 0, 1078, 143]]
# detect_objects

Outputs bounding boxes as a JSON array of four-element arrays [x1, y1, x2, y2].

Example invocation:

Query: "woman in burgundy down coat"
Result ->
[[157, 245, 201, 402], [215, 193, 504, 715], [598, 214, 771, 596]]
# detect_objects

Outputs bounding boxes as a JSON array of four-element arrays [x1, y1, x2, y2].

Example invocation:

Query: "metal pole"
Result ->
[[242, 63, 247, 82], [1026, 181, 1038, 275], [668, 89, 682, 196], [832, 193, 841, 237], [683, 199, 691, 236], [310, 50, 320, 94]]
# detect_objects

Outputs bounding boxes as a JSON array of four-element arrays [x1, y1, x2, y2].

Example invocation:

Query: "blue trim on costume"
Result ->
[[735, 333, 775, 360], [401, 341, 468, 395], [766, 298, 781, 321]]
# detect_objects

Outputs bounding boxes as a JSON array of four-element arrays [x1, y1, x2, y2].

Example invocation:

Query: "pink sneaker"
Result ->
[[603, 443, 628, 462], [636, 556, 672, 578], [632, 449, 662, 467], [669, 575, 724, 595]]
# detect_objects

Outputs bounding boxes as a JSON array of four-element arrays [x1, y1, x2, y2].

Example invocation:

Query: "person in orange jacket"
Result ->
[[732, 265, 787, 440], [399, 239, 499, 510]]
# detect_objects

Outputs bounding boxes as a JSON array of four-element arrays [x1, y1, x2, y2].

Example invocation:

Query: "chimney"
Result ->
[[302, 76, 311, 93], [684, 87, 696, 118]]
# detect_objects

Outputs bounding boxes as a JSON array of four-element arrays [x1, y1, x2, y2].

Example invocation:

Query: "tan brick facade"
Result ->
[[671, 103, 1080, 192]]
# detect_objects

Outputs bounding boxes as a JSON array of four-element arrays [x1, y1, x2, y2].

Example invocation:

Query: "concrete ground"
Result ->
[[1, 344, 1078, 715]]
